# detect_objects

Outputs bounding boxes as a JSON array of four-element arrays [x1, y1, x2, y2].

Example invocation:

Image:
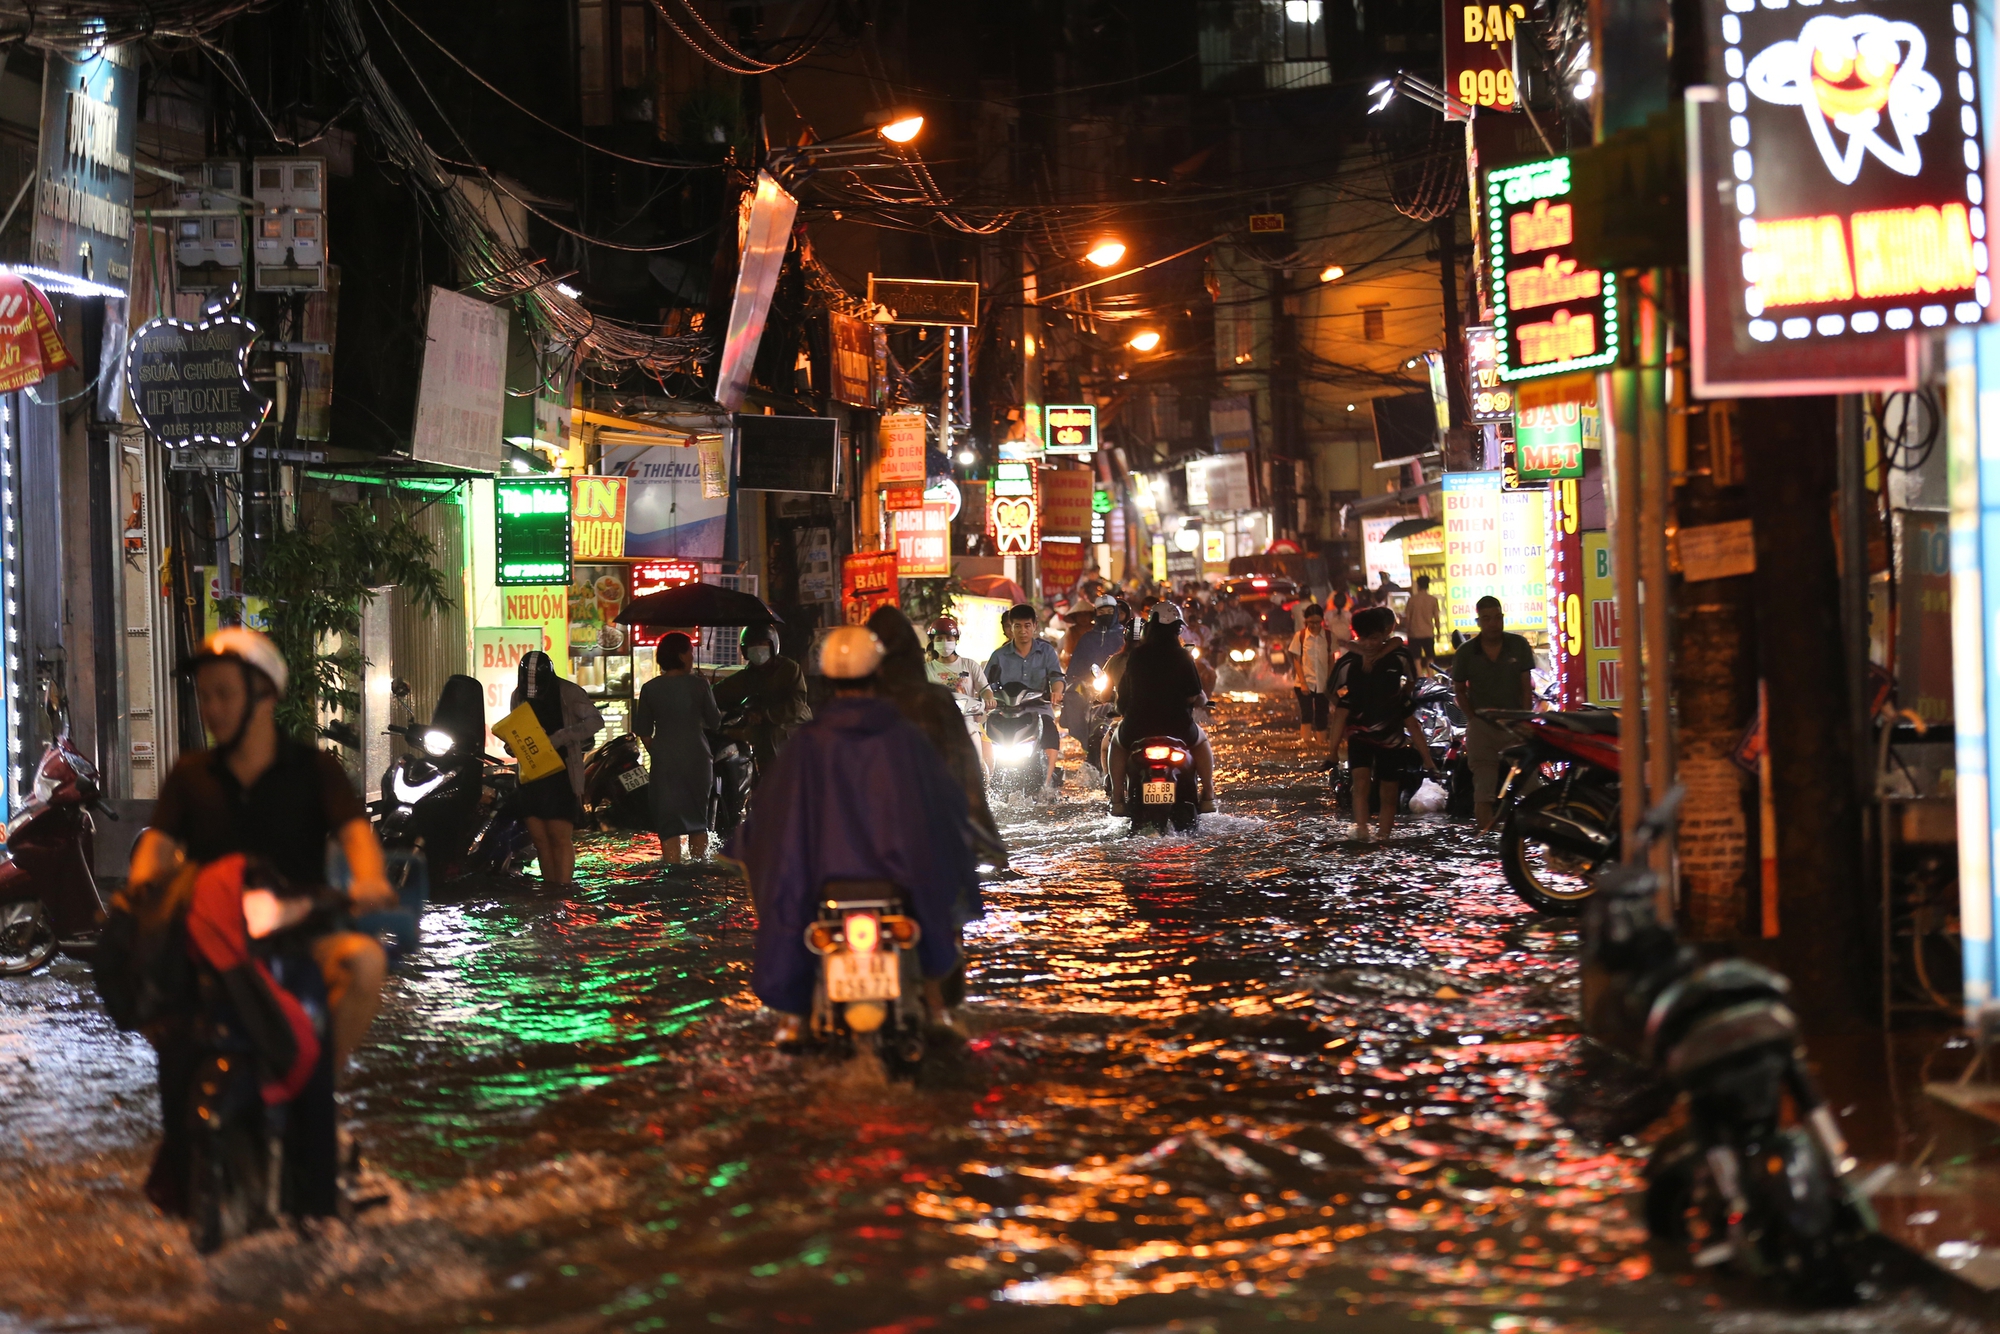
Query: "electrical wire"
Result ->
[[650, 0, 834, 75]]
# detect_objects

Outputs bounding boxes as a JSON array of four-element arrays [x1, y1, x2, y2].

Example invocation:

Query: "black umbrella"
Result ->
[[1382, 517, 1441, 543], [616, 582, 781, 627]]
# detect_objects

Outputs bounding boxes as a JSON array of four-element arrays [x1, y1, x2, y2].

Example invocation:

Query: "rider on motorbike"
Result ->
[[984, 603, 1065, 794], [730, 627, 982, 1045], [1061, 595, 1125, 744], [924, 614, 993, 766], [1108, 602, 1217, 816], [712, 624, 811, 772], [121, 627, 397, 1219]]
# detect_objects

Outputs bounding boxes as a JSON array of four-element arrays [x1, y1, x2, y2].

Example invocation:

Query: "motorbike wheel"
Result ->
[[1642, 1134, 1701, 1244], [0, 899, 57, 975], [1500, 784, 1616, 915]]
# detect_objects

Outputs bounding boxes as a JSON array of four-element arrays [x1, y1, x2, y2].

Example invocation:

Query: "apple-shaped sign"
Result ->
[[125, 313, 271, 448]]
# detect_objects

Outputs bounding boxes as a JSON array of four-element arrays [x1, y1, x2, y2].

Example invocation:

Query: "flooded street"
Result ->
[[0, 701, 1988, 1333]]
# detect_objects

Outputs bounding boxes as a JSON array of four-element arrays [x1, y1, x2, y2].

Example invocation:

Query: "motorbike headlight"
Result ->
[[421, 728, 454, 757], [392, 768, 448, 804], [1230, 649, 1255, 663], [994, 740, 1037, 762], [1092, 669, 1108, 693]]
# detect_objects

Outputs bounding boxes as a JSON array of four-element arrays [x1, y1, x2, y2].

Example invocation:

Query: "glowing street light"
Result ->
[[1127, 330, 1162, 352], [1320, 265, 1345, 283], [1086, 239, 1128, 268], [878, 112, 925, 143]]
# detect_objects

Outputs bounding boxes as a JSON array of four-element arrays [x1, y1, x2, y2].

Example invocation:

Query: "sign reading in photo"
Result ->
[[1485, 156, 1620, 381], [126, 313, 272, 447], [495, 478, 572, 586], [1708, 0, 1988, 342]]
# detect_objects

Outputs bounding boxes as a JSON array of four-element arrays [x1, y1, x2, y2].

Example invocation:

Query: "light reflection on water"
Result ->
[[0, 702, 1985, 1332]]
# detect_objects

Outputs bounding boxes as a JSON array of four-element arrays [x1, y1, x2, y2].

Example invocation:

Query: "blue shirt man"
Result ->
[[1066, 612, 1124, 684], [984, 604, 1065, 790]]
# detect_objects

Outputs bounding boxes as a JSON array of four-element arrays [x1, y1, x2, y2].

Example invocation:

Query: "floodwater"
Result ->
[[0, 701, 1989, 1333]]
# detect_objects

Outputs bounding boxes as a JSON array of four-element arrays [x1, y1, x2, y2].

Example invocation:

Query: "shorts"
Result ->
[[1348, 736, 1417, 783], [1037, 713, 1061, 752], [1294, 689, 1329, 730], [1117, 719, 1208, 749], [1408, 637, 1436, 661]]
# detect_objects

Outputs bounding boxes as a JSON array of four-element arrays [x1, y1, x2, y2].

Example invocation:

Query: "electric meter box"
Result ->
[[251, 157, 324, 212], [172, 161, 247, 292], [254, 211, 326, 291]]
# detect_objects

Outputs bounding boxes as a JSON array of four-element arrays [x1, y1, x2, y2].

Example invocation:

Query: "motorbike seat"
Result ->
[[1545, 710, 1620, 736]]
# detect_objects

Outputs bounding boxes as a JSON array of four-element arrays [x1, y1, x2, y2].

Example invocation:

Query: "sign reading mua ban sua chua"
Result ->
[[126, 313, 271, 447], [1485, 156, 1620, 381], [1709, 0, 1989, 343]]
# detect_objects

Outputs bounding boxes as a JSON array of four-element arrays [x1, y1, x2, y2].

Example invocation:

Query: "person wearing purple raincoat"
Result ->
[[727, 626, 982, 1026]]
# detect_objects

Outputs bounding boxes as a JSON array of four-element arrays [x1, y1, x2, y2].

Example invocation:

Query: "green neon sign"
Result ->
[[496, 478, 572, 587], [1484, 155, 1619, 383]]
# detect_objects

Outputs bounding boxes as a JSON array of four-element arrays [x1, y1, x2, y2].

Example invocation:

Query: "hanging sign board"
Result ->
[[33, 48, 136, 286], [1041, 537, 1087, 596], [884, 481, 927, 510], [879, 410, 928, 483], [893, 503, 951, 578], [1446, 0, 1526, 114], [1041, 467, 1095, 538], [1044, 404, 1098, 456], [733, 414, 838, 493], [1485, 156, 1621, 382], [1466, 324, 1515, 423], [828, 310, 878, 407], [1507, 373, 1597, 482], [411, 286, 506, 471], [990, 459, 1040, 556], [841, 550, 899, 624], [570, 474, 628, 561], [866, 277, 979, 326], [126, 311, 272, 447], [1701, 0, 1988, 352], [495, 478, 572, 586]]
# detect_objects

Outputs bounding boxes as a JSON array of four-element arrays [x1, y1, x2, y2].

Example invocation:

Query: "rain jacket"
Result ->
[[729, 694, 981, 1015]]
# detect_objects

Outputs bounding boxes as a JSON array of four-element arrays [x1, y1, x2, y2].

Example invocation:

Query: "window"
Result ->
[[1200, 0, 1330, 90], [1362, 306, 1387, 341]]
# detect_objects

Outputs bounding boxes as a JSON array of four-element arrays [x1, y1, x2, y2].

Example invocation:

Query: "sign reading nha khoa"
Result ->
[[1485, 156, 1621, 381]]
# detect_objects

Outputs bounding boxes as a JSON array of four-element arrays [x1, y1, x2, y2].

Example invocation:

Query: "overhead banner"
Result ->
[[1703, 0, 1987, 352], [879, 411, 928, 484], [1446, 0, 1526, 114], [713, 172, 800, 413], [1485, 156, 1619, 382], [570, 474, 628, 561]]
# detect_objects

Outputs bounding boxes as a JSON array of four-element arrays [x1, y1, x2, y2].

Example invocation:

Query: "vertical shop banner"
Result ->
[[713, 172, 799, 413], [33, 47, 136, 286], [502, 585, 570, 661], [1484, 157, 1619, 382], [1041, 468, 1095, 538], [570, 474, 628, 561], [1442, 472, 1503, 633], [1948, 328, 1999, 1010], [1466, 324, 1515, 423], [1896, 510, 1952, 723], [828, 311, 876, 407], [1500, 487, 1550, 633], [1445, 0, 1525, 113], [1362, 516, 1414, 588], [795, 526, 836, 603], [1041, 537, 1087, 596], [893, 503, 951, 578], [474, 627, 545, 754], [1582, 530, 1621, 705], [991, 460, 1040, 556], [879, 411, 928, 483], [1546, 477, 1586, 708], [412, 287, 508, 471], [842, 551, 899, 625]]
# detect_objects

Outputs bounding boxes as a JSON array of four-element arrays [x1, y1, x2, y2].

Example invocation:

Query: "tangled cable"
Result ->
[[0, 0, 263, 52]]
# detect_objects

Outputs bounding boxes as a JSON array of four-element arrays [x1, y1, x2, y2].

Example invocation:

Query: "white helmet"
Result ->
[[189, 625, 288, 695], [820, 625, 884, 680], [1148, 600, 1185, 627], [1093, 594, 1120, 610]]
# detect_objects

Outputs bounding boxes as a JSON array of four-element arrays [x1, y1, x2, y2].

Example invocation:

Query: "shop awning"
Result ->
[[1382, 517, 1441, 542]]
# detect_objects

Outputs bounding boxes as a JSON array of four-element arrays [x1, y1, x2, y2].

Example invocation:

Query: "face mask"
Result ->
[[745, 646, 772, 666], [936, 639, 959, 657]]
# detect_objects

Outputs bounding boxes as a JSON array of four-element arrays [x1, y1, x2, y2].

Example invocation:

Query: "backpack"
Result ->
[[94, 862, 199, 1036]]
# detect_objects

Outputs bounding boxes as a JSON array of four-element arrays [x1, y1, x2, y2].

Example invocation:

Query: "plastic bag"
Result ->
[[1409, 777, 1449, 814]]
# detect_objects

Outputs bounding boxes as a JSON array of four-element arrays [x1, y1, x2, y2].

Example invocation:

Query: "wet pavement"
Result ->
[[0, 700, 1993, 1332]]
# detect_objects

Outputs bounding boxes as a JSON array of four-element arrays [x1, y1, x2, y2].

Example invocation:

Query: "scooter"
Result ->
[[1484, 708, 1622, 914], [582, 733, 651, 831], [984, 683, 1051, 798], [803, 880, 929, 1066], [1587, 793, 1872, 1304], [1123, 735, 1199, 834], [0, 733, 112, 974], [373, 676, 532, 885], [708, 703, 757, 840]]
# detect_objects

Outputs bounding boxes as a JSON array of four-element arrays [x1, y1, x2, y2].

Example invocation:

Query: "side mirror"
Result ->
[[391, 679, 412, 700]]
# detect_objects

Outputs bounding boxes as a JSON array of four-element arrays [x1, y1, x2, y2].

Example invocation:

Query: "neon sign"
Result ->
[[989, 460, 1040, 556], [1709, 0, 1986, 343], [1485, 155, 1619, 381], [495, 479, 572, 586]]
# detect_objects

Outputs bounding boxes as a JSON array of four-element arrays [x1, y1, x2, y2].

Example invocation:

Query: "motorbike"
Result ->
[[0, 733, 112, 974], [984, 683, 1051, 798], [1217, 629, 1262, 694], [708, 703, 758, 840], [1123, 734, 1200, 834], [583, 733, 651, 831], [1485, 708, 1622, 914], [373, 677, 535, 886], [803, 880, 930, 1066], [1587, 792, 1872, 1304], [1414, 677, 1475, 817]]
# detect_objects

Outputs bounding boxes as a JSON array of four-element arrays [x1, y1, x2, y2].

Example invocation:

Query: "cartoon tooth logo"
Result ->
[[1746, 14, 1941, 184]]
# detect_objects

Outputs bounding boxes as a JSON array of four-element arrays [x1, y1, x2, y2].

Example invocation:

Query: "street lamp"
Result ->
[[1086, 239, 1128, 268], [1127, 330, 1162, 352], [877, 111, 925, 143], [1319, 265, 1345, 283]]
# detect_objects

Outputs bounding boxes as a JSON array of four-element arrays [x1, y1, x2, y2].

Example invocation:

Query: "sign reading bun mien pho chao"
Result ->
[[1712, 0, 1988, 342], [1485, 157, 1620, 381]]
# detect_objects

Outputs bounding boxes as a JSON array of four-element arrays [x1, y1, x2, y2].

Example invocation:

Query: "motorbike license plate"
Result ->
[[825, 949, 900, 1002], [618, 767, 648, 792], [1142, 780, 1175, 805]]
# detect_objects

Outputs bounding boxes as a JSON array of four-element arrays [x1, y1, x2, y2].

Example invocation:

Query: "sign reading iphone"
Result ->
[[1711, 0, 1988, 344]]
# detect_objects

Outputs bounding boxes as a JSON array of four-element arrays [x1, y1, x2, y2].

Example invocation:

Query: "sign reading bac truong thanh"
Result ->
[[1486, 156, 1620, 382], [1706, 0, 1989, 345], [34, 47, 136, 286]]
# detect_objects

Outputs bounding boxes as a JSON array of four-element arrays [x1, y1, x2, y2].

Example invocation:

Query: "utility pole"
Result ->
[[1436, 215, 1470, 427]]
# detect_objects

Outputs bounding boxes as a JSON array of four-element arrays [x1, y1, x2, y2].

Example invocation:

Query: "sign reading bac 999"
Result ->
[[1445, 0, 1527, 112], [1712, 0, 1988, 344]]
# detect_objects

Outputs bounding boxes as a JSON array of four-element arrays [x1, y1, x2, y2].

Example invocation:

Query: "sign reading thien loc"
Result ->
[[495, 478, 572, 587], [1485, 156, 1620, 381], [1709, 0, 1988, 341]]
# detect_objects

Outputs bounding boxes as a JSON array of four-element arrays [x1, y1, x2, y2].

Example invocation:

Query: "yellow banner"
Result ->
[[492, 702, 566, 783]]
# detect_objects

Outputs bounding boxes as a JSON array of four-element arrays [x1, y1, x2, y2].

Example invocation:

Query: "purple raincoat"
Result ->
[[728, 694, 981, 1014]]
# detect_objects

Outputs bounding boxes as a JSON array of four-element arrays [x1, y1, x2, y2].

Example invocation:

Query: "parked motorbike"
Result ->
[[1413, 677, 1474, 817], [373, 677, 534, 886], [0, 733, 112, 974], [803, 880, 930, 1066], [582, 733, 651, 831], [984, 683, 1050, 797], [1123, 735, 1200, 834], [1485, 708, 1622, 914], [1587, 792, 1872, 1304], [708, 703, 757, 840]]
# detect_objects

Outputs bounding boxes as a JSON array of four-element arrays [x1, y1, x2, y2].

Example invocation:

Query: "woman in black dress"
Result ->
[[509, 650, 604, 890]]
